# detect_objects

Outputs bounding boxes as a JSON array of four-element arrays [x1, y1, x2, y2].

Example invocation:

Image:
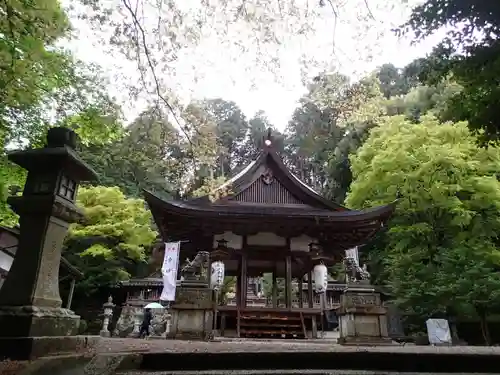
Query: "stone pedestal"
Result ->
[[337, 284, 393, 345], [0, 127, 99, 359], [167, 283, 213, 340], [128, 309, 143, 338]]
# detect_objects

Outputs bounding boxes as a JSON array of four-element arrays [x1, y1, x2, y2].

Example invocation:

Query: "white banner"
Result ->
[[345, 247, 359, 265], [160, 242, 181, 301]]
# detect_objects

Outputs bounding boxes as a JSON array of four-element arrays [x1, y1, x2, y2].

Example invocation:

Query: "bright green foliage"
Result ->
[[0, 0, 69, 143], [0, 159, 24, 226], [347, 116, 500, 330], [0, 0, 124, 226], [0, 0, 122, 147], [64, 186, 157, 297], [71, 186, 157, 260], [191, 176, 231, 202]]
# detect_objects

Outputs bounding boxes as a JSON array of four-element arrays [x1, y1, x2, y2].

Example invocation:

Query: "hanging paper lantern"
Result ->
[[313, 263, 328, 294], [210, 261, 225, 290]]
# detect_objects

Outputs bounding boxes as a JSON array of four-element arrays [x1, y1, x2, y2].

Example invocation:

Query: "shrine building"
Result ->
[[144, 131, 395, 338]]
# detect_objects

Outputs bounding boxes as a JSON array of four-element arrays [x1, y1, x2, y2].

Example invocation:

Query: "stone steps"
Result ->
[[112, 350, 500, 374], [119, 372, 500, 375]]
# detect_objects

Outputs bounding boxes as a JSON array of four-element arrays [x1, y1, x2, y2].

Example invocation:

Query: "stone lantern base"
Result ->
[[0, 306, 80, 337], [0, 306, 100, 360], [337, 284, 394, 346]]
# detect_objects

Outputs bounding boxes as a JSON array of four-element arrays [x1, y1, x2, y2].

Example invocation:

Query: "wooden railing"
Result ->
[[225, 294, 340, 309]]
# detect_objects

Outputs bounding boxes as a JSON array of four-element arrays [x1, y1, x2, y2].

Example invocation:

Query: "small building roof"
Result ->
[[0, 225, 84, 280]]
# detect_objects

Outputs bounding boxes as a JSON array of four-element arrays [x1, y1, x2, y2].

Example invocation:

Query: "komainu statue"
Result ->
[[181, 251, 210, 281], [343, 257, 370, 283]]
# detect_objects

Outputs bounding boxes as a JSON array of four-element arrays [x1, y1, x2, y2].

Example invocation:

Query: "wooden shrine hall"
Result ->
[[144, 131, 395, 339]]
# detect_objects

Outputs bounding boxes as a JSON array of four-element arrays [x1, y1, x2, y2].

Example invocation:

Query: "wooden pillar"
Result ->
[[236, 275, 241, 304], [240, 253, 248, 308], [307, 269, 317, 338], [285, 255, 292, 309], [307, 270, 313, 308], [298, 276, 303, 308], [236, 257, 242, 337], [272, 268, 278, 308], [66, 278, 76, 309]]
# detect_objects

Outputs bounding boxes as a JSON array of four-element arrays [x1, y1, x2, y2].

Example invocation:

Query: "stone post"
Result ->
[[100, 296, 115, 337], [0, 127, 98, 359], [337, 283, 392, 345], [164, 311, 172, 338]]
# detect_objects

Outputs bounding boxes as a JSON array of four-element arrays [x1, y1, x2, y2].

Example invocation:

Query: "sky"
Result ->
[[67, 0, 445, 131]]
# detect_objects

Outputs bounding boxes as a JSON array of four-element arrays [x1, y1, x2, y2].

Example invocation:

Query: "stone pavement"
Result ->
[[4, 339, 500, 375], [95, 337, 500, 355]]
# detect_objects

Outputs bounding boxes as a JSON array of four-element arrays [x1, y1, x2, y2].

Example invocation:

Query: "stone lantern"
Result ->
[[0, 127, 98, 359], [100, 296, 115, 337]]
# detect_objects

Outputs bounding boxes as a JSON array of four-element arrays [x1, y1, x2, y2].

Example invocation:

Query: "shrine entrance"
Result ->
[[144, 130, 394, 339]]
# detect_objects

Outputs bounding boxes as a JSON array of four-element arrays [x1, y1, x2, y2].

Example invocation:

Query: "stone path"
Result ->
[[96, 338, 500, 355]]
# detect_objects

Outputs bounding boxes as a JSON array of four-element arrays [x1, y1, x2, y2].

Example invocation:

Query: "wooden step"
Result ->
[[240, 328, 306, 339], [240, 315, 300, 321], [240, 322, 301, 328]]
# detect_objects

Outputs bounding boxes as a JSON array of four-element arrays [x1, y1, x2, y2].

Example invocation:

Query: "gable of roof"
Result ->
[[190, 132, 347, 211]]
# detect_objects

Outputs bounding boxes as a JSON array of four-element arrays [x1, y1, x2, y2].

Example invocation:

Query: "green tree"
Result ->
[[0, 161, 24, 226], [0, 0, 123, 226], [401, 0, 500, 143], [201, 99, 249, 176], [80, 107, 186, 197], [64, 186, 157, 301], [323, 75, 386, 203], [377, 63, 410, 99], [0, 0, 122, 147], [243, 111, 285, 160], [285, 72, 351, 192], [385, 79, 462, 123], [347, 115, 500, 342]]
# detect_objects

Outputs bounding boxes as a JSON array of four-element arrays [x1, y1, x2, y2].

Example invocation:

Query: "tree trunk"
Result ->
[[477, 309, 491, 346], [445, 307, 460, 344]]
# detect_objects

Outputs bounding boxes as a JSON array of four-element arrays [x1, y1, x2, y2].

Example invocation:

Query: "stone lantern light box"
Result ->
[[11, 127, 96, 203]]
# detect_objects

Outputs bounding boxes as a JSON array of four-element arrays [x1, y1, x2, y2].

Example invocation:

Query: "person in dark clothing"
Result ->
[[139, 308, 153, 338]]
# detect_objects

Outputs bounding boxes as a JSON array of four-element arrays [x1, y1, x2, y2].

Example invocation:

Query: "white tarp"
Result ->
[[345, 247, 359, 265], [426, 318, 452, 345], [160, 242, 181, 301]]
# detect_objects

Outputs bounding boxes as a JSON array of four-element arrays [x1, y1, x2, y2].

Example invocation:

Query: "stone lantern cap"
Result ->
[[103, 296, 115, 309], [7, 127, 98, 182]]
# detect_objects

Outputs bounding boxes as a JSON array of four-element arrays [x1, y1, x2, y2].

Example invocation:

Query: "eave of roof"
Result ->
[[144, 189, 396, 223]]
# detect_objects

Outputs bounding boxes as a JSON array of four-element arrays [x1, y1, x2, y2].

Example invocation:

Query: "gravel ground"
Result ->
[[95, 338, 500, 355]]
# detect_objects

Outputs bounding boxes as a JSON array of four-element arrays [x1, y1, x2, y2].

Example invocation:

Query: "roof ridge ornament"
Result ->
[[263, 127, 273, 148], [261, 167, 274, 185]]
